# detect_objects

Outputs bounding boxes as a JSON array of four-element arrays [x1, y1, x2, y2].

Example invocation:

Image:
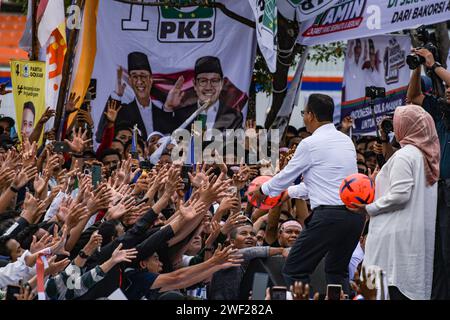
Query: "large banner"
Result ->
[[341, 35, 411, 135], [91, 1, 256, 144], [278, 0, 336, 21], [10, 60, 46, 141], [298, 0, 450, 45]]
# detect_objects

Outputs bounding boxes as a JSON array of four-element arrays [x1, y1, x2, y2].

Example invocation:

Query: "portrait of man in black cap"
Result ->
[[163, 56, 243, 134], [96, 51, 172, 143]]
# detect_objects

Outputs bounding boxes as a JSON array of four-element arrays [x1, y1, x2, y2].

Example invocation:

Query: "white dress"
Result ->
[[364, 144, 437, 300]]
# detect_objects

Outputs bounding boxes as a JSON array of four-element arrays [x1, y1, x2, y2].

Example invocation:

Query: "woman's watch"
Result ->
[[78, 250, 90, 259], [431, 62, 442, 71]]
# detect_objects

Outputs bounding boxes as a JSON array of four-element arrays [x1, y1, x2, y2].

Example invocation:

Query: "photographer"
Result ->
[[407, 47, 450, 300]]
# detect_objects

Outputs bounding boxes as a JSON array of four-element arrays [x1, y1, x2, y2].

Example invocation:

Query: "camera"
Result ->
[[406, 26, 439, 70], [380, 116, 394, 135], [365, 86, 386, 100]]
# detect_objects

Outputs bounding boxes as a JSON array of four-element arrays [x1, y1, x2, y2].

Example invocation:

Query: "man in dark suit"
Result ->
[[163, 56, 243, 135], [96, 52, 172, 143]]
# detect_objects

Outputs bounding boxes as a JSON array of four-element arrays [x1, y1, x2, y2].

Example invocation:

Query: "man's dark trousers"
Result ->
[[282, 206, 365, 294]]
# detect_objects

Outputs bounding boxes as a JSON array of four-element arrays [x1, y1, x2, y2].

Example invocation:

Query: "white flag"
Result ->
[[248, 0, 278, 73]]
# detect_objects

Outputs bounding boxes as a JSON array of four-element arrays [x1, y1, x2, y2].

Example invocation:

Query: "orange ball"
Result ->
[[339, 173, 375, 208], [247, 176, 285, 210]]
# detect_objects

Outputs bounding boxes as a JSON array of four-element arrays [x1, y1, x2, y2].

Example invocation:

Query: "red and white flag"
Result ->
[[20, 0, 67, 130]]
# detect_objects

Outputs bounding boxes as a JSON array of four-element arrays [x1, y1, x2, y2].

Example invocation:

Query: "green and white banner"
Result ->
[[298, 0, 450, 45], [248, 0, 278, 72]]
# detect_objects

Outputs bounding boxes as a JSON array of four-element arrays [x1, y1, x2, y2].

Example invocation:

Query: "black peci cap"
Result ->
[[194, 56, 223, 78], [128, 52, 152, 74]]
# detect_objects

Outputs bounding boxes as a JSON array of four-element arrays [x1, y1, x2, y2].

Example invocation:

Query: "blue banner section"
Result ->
[[340, 87, 407, 135]]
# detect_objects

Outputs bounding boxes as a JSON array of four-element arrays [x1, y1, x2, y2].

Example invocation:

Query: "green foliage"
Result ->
[[309, 41, 346, 65], [253, 54, 273, 96]]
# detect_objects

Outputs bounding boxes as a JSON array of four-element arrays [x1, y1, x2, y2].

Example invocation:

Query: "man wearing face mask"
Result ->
[[96, 52, 173, 143], [163, 56, 243, 134]]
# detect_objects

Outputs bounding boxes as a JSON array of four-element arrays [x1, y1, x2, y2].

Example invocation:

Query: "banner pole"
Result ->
[[31, 0, 39, 61], [54, 0, 86, 141]]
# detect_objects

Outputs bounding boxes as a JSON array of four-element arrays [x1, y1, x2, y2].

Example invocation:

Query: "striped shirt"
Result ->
[[45, 264, 106, 300]]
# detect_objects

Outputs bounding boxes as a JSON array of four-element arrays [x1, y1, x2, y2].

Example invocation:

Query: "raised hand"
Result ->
[[221, 211, 248, 235], [12, 165, 38, 189], [76, 108, 94, 128], [198, 173, 231, 206], [233, 163, 250, 190], [21, 192, 47, 224], [49, 225, 69, 256], [350, 266, 377, 300], [164, 166, 182, 196], [290, 281, 315, 300], [65, 92, 81, 114], [33, 171, 51, 197], [368, 166, 380, 182], [104, 99, 122, 123], [45, 256, 70, 276], [106, 196, 135, 220], [165, 76, 185, 111], [205, 220, 221, 248], [0, 168, 15, 191], [245, 118, 256, 130], [65, 127, 91, 153], [210, 244, 243, 269], [21, 139, 38, 167], [116, 67, 127, 97], [188, 164, 213, 189], [38, 107, 56, 125], [111, 243, 138, 264], [30, 233, 53, 254], [14, 285, 36, 301], [0, 81, 12, 95], [83, 231, 103, 256], [179, 197, 206, 221], [216, 196, 241, 215], [64, 203, 89, 231], [341, 115, 353, 132]]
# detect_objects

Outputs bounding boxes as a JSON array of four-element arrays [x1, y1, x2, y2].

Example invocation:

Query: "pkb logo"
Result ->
[[158, 4, 216, 43]]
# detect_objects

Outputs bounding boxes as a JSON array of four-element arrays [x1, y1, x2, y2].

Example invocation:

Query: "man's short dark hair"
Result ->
[[114, 122, 133, 136], [306, 94, 334, 122], [23, 101, 36, 116], [0, 116, 15, 128], [0, 235, 13, 257], [229, 221, 253, 240], [112, 139, 125, 146], [83, 150, 97, 159], [364, 151, 376, 159], [286, 125, 297, 135], [298, 127, 308, 134], [98, 148, 122, 162]]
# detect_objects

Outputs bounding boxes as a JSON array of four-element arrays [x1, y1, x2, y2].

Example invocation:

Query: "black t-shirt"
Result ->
[[123, 269, 160, 300], [263, 239, 281, 248]]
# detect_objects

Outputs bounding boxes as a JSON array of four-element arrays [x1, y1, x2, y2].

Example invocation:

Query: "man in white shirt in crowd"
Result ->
[[250, 94, 365, 294]]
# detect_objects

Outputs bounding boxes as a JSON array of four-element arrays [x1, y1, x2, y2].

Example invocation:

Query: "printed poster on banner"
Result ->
[[298, 0, 450, 45], [341, 35, 411, 135], [10, 60, 46, 142], [91, 0, 256, 146]]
